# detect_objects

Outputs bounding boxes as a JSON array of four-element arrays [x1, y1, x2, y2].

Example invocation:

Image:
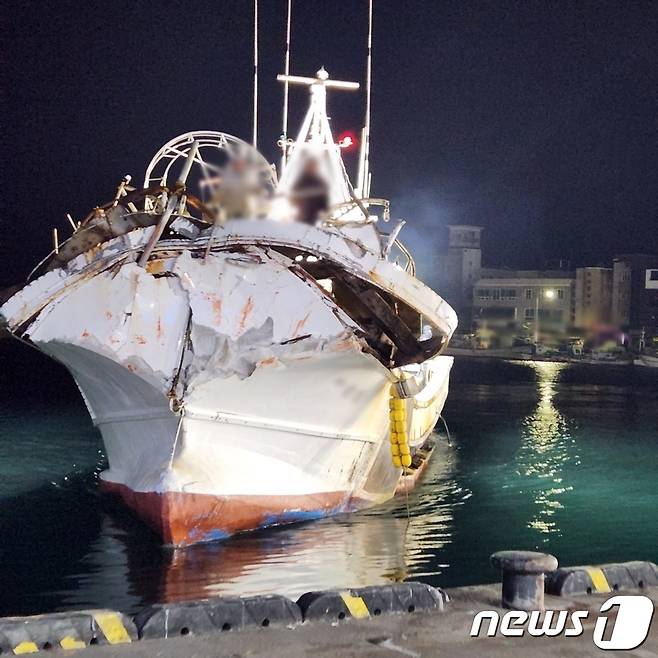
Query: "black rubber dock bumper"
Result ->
[[546, 561, 658, 596], [1, 563, 654, 653], [297, 582, 448, 623], [0, 609, 136, 654], [134, 594, 302, 639]]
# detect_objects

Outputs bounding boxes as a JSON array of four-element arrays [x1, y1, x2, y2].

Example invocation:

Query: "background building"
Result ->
[[612, 254, 658, 344], [437, 225, 483, 328], [433, 223, 657, 351], [575, 267, 613, 330], [612, 258, 632, 327], [472, 271, 575, 346]]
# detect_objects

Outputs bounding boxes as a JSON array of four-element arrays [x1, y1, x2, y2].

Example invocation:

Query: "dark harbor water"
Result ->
[[1, 340, 657, 617]]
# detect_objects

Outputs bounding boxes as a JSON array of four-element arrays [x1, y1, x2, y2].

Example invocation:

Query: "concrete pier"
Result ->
[[81, 584, 658, 657], [2, 561, 655, 656]]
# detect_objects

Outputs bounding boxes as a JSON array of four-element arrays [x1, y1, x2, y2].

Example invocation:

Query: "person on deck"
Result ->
[[290, 159, 329, 225]]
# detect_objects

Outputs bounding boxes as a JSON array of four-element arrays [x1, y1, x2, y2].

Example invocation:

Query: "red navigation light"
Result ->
[[338, 130, 358, 151]]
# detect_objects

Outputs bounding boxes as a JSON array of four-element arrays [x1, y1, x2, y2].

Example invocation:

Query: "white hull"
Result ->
[[46, 340, 451, 544]]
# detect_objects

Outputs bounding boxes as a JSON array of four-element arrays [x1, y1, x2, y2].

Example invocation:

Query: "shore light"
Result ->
[[534, 289, 557, 345]]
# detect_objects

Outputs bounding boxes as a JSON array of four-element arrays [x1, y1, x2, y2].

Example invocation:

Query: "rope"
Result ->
[[167, 408, 185, 469], [402, 467, 411, 524], [439, 414, 453, 447]]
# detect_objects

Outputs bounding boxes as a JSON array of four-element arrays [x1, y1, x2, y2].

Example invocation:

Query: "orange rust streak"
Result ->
[[134, 335, 146, 345], [211, 297, 222, 326], [292, 311, 311, 338], [237, 296, 254, 333], [156, 317, 163, 341], [203, 293, 223, 326], [332, 337, 358, 352]]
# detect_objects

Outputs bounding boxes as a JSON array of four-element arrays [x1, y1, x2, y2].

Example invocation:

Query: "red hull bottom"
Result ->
[[100, 480, 353, 546]]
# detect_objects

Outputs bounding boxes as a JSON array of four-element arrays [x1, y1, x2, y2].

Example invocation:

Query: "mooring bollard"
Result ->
[[491, 550, 558, 611]]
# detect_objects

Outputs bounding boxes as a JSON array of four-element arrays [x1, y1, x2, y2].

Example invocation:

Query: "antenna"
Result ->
[[281, 0, 292, 171], [276, 69, 359, 206], [277, 71, 359, 90], [253, 0, 259, 148], [357, 0, 373, 198]]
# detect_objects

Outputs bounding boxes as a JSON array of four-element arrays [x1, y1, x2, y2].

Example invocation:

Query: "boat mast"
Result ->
[[280, 0, 292, 171], [276, 69, 359, 206], [253, 0, 259, 148], [357, 0, 373, 198]]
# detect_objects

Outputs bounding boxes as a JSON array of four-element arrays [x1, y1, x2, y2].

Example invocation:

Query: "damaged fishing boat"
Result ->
[[1, 68, 457, 545]]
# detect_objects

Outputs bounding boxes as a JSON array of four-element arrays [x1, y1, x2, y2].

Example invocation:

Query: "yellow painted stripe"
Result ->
[[93, 611, 132, 644], [13, 642, 39, 655], [584, 566, 611, 593], [340, 592, 370, 619], [60, 636, 87, 650]]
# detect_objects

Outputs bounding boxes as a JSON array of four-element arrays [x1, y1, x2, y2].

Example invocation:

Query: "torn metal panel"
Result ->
[[1, 229, 154, 332], [193, 218, 458, 345], [47, 207, 156, 270], [26, 262, 188, 389], [171, 248, 362, 383], [175, 249, 355, 342]]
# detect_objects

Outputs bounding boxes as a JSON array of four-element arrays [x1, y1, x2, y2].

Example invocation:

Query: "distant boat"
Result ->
[[634, 354, 658, 368], [574, 356, 632, 366]]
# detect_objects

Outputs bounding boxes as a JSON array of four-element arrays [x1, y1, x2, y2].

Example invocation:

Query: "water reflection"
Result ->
[[153, 443, 459, 603], [517, 362, 578, 539], [56, 442, 461, 611], [5, 350, 657, 616], [385, 447, 466, 580]]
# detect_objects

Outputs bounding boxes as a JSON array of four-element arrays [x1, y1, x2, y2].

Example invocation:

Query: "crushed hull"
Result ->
[[2, 225, 455, 545]]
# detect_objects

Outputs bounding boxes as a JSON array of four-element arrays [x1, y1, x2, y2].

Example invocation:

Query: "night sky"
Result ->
[[3, 0, 657, 288]]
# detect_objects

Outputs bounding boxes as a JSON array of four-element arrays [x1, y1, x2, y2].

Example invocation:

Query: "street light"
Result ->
[[534, 288, 556, 345]]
